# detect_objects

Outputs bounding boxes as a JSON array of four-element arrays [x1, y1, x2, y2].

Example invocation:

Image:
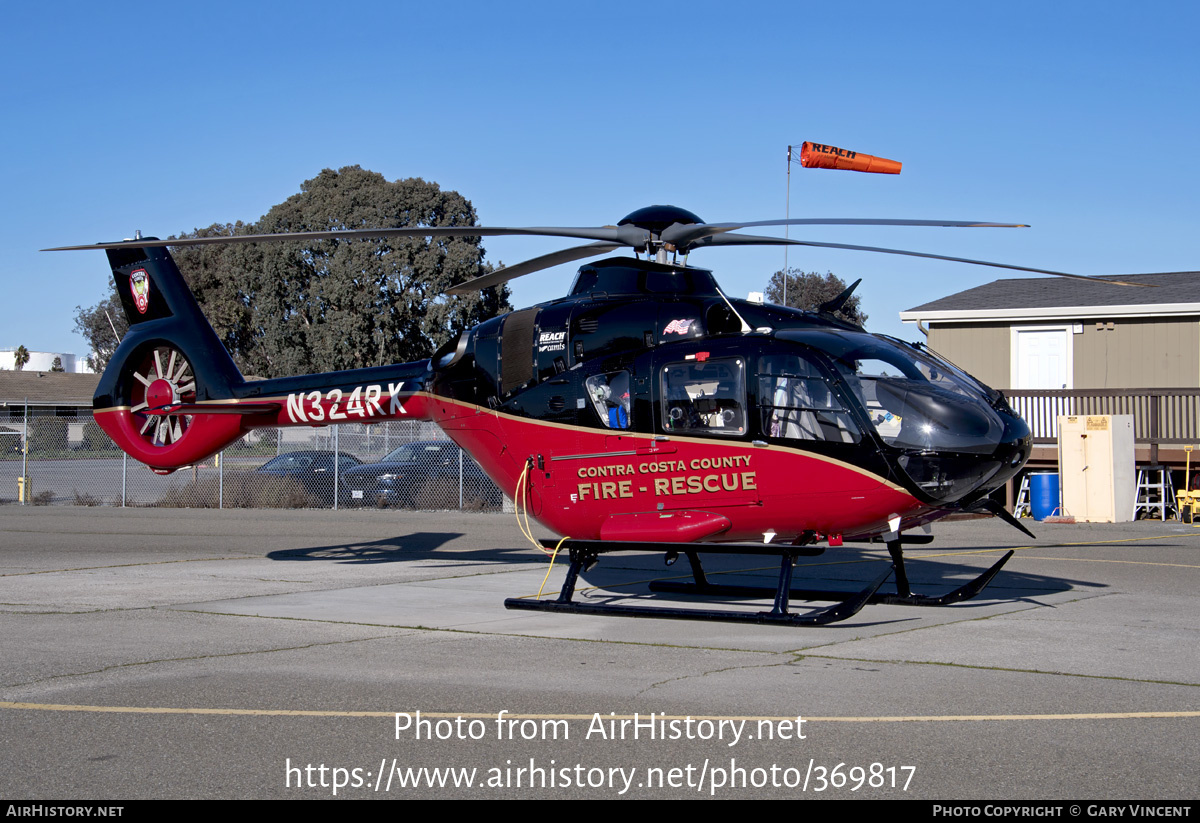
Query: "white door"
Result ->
[[1012, 328, 1072, 439], [1015, 328, 1070, 389]]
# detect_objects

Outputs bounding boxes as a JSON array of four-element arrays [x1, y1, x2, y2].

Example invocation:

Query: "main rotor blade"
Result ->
[[445, 241, 624, 295], [696, 234, 1153, 287], [662, 218, 1029, 249], [44, 225, 645, 252]]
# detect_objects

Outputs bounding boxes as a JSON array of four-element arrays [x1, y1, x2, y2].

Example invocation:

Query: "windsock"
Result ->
[[799, 142, 901, 174]]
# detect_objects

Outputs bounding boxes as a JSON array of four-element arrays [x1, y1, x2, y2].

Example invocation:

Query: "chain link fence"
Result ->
[[0, 407, 506, 511]]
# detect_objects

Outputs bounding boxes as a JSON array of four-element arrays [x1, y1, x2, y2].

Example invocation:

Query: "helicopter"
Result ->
[[48, 204, 1125, 626]]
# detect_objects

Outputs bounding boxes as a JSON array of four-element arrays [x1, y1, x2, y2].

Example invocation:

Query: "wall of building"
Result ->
[[0, 351, 91, 373], [925, 317, 1200, 390], [925, 323, 1011, 389], [1073, 318, 1199, 389]]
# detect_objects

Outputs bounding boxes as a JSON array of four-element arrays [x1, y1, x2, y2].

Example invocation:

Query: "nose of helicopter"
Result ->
[[888, 396, 1032, 506], [988, 405, 1033, 490]]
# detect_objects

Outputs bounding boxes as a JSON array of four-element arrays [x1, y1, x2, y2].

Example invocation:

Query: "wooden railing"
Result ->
[[1003, 388, 1200, 462]]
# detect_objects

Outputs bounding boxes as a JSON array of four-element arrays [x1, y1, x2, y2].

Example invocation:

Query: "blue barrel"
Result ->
[[1029, 473, 1060, 521]]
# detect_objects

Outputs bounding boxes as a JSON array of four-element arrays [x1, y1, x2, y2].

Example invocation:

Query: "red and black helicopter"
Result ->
[[49, 205, 1119, 626]]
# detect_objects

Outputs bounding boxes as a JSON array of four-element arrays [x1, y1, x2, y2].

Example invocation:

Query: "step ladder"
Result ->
[[1133, 465, 1176, 521], [1013, 474, 1031, 519]]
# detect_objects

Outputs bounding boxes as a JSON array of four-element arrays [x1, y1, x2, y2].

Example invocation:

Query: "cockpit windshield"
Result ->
[[777, 330, 1006, 455]]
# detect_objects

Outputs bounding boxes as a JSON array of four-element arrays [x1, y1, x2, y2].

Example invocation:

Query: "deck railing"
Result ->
[[1003, 388, 1200, 460]]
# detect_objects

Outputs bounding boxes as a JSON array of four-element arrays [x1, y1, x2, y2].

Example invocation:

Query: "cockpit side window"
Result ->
[[758, 354, 861, 443], [660, 358, 746, 436], [586, 371, 632, 429], [838, 357, 906, 440]]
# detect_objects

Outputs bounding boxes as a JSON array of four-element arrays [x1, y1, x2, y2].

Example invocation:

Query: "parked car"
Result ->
[[0, 428, 22, 455], [339, 441, 501, 509], [253, 450, 362, 506]]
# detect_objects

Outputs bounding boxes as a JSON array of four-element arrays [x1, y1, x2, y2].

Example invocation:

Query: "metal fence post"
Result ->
[[121, 452, 127, 507], [333, 425, 339, 511], [1149, 394, 1160, 466], [21, 398, 28, 506], [219, 450, 224, 509]]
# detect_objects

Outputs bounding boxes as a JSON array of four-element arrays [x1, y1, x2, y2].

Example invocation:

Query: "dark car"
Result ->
[[339, 441, 502, 509], [253, 450, 362, 506], [0, 428, 21, 455]]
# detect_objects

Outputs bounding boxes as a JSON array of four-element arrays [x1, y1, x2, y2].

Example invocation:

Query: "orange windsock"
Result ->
[[799, 142, 902, 174]]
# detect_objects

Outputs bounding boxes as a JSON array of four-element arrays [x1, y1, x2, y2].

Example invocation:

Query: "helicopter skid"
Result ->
[[504, 541, 893, 627], [649, 548, 1015, 608]]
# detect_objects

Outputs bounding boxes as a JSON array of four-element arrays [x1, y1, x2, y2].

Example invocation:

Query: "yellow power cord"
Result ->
[[513, 459, 570, 599]]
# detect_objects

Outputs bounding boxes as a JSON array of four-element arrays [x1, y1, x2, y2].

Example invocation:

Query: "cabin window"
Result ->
[[758, 355, 860, 443], [586, 371, 632, 429], [660, 358, 746, 436]]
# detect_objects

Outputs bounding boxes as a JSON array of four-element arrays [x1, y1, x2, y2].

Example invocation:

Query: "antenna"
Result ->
[[104, 310, 122, 345], [783, 143, 803, 306]]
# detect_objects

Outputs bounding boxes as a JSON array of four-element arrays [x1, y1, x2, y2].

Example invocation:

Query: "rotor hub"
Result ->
[[617, 205, 704, 235], [146, 378, 176, 409]]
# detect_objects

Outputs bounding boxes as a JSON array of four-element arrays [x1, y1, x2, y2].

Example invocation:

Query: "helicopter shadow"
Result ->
[[575, 542, 1108, 610], [266, 532, 543, 568]]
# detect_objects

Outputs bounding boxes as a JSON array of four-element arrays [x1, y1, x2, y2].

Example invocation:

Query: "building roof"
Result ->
[[901, 271, 1200, 323], [0, 370, 100, 407]]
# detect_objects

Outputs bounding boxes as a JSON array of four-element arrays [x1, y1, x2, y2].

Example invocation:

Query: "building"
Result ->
[[0, 370, 102, 448], [900, 271, 1200, 391], [901, 271, 1200, 475], [0, 350, 93, 374]]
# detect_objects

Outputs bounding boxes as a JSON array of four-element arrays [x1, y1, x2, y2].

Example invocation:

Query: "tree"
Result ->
[[76, 167, 512, 379], [764, 269, 868, 326], [218, 167, 511, 377], [13, 345, 30, 371], [73, 286, 127, 372], [164, 221, 258, 372], [50, 356, 64, 372]]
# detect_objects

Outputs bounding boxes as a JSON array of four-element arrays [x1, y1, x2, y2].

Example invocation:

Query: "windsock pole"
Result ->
[[784, 143, 795, 305]]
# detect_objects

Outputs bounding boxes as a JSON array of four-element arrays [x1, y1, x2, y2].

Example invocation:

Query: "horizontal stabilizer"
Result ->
[[143, 401, 281, 417]]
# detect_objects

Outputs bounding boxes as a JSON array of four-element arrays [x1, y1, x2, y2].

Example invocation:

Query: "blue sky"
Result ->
[[3, 1, 1198, 359]]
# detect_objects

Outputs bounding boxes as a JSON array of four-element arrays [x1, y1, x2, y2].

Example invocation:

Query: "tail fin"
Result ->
[[97, 242, 244, 407], [61, 237, 434, 472], [92, 243, 249, 471]]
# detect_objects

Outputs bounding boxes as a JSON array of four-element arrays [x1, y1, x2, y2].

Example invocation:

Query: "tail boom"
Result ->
[[89, 241, 437, 472], [95, 372, 435, 473]]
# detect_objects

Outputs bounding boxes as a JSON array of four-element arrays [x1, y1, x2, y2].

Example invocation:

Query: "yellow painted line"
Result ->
[[0, 557, 257, 577], [1011, 531, 1200, 548], [2, 702, 1197, 722], [1018, 556, 1200, 569]]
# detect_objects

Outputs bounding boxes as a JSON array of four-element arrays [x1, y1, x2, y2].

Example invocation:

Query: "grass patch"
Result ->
[[156, 472, 314, 509]]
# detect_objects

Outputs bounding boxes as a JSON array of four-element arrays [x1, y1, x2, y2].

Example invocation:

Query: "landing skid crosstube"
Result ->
[[504, 540, 893, 626], [504, 538, 1014, 626], [650, 540, 1015, 608]]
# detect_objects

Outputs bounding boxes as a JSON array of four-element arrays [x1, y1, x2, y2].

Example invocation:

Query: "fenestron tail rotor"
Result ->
[[129, 345, 197, 448]]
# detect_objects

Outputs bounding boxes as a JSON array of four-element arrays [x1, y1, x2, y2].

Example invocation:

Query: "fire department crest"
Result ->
[[130, 269, 150, 314]]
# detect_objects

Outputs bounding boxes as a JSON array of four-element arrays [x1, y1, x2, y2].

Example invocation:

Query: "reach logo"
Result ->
[[538, 331, 567, 352]]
